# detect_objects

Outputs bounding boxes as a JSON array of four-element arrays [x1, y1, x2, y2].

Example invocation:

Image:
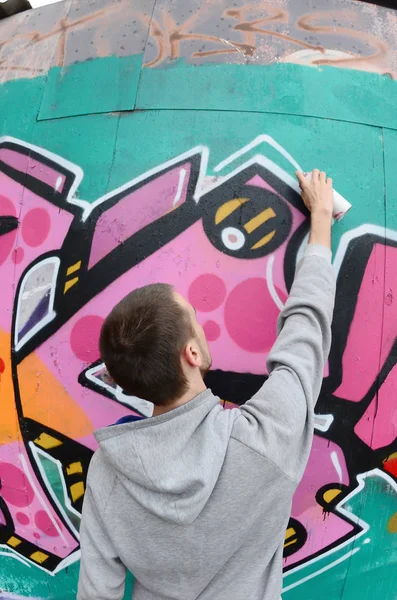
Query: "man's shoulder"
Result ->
[[86, 448, 117, 504]]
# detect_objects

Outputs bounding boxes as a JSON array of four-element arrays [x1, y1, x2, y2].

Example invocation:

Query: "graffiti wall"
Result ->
[[1, 0, 397, 599]]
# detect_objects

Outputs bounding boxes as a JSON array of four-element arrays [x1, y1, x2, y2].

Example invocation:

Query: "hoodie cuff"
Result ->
[[304, 244, 332, 263]]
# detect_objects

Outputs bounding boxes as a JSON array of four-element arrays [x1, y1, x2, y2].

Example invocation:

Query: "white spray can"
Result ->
[[303, 172, 352, 222]]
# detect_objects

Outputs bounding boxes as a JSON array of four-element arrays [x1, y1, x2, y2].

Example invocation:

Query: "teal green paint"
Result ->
[[384, 128, 397, 232], [1, 55, 397, 600], [0, 72, 121, 200], [0, 549, 80, 598], [31, 112, 121, 201], [108, 108, 384, 254], [0, 75, 45, 138], [38, 55, 143, 120], [283, 473, 397, 600], [39, 454, 81, 532], [137, 60, 397, 130], [0, 554, 134, 600]]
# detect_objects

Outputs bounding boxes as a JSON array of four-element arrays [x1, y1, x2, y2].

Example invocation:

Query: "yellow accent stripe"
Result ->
[[323, 489, 342, 504], [285, 527, 296, 540], [34, 432, 62, 450], [244, 207, 276, 234], [388, 512, 397, 533], [7, 536, 21, 547], [70, 481, 85, 502], [64, 277, 79, 294], [215, 198, 249, 224], [67, 260, 82, 276], [30, 551, 49, 564], [251, 230, 276, 250], [66, 461, 83, 476], [284, 527, 298, 548], [384, 451, 397, 462]]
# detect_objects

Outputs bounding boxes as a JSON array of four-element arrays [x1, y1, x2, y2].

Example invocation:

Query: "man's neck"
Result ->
[[152, 380, 207, 417]]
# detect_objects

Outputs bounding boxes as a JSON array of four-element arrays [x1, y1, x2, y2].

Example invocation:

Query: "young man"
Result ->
[[77, 170, 336, 600]]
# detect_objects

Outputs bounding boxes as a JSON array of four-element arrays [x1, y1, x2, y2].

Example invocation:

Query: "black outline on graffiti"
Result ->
[[1, 137, 396, 575]]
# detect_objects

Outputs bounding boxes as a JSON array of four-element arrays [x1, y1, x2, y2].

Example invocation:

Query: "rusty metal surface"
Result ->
[[0, 0, 397, 83]]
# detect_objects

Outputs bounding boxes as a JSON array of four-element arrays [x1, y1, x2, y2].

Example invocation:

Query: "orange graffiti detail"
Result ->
[[144, 3, 323, 68], [18, 353, 93, 440], [0, 0, 135, 75], [0, 1, 395, 79], [229, 4, 323, 55], [0, 329, 21, 445], [297, 11, 388, 69], [388, 512, 397, 533]]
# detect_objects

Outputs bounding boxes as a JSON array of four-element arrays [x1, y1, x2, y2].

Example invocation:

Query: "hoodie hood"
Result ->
[[94, 390, 236, 525]]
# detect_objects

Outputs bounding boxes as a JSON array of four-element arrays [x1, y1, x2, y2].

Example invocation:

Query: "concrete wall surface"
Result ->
[[0, 0, 397, 598]]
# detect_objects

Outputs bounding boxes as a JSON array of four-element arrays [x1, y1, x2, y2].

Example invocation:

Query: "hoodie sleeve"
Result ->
[[77, 480, 126, 600], [231, 244, 336, 483]]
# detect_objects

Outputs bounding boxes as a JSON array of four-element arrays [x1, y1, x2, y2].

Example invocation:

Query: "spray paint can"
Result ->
[[303, 172, 352, 222]]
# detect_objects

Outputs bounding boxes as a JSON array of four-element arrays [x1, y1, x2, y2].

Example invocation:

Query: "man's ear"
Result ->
[[183, 341, 202, 368]]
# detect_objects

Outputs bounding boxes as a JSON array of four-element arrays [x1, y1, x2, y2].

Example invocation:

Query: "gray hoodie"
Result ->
[[77, 244, 335, 600]]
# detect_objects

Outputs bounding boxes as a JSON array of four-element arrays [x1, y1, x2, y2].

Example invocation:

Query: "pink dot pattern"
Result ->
[[203, 320, 221, 341], [0, 195, 17, 266], [188, 274, 227, 313], [224, 278, 280, 352], [35, 509, 59, 537], [21, 208, 51, 247], [70, 315, 104, 363], [0, 463, 34, 507]]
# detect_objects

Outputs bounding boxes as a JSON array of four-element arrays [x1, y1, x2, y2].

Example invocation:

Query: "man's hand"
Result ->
[[296, 169, 333, 250]]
